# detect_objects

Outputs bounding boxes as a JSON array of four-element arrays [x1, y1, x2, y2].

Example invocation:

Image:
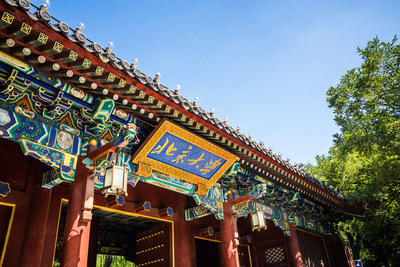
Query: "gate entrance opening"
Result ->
[[195, 237, 221, 267], [53, 202, 173, 266]]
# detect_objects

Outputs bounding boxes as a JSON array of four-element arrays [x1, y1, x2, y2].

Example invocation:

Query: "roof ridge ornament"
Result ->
[[174, 84, 181, 95], [259, 139, 265, 147], [41, 0, 50, 9], [106, 41, 114, 53], [73, 22, 86, 44], [210, 107, 215, 116], [153, 72, 161, 84], [100, 41, 116, 62], [76, 22, 85, 33], [35, 0, 51, 22], [131, 58, 138, 69]]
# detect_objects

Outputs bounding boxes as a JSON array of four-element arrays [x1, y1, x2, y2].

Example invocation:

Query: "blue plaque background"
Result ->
[[147, 132, 226, 180]]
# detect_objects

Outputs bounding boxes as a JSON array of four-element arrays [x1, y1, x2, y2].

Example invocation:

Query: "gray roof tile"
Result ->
[[11, 0, 346, 200]]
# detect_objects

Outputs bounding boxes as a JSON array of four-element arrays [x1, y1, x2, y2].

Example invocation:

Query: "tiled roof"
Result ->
[[2, 0, 349, 204]]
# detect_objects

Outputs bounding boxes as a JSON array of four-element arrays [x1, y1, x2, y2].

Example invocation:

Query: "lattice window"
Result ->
[[264, 245, 286, 264]]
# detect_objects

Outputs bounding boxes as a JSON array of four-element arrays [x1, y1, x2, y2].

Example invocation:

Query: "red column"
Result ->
[[87, 215, 99, 267], [220, 196, 240, 267], [287, 223, 303, 267], [18, 165, 52, 266], [174, 194, 192, 267], [61, 155, 94, 267]]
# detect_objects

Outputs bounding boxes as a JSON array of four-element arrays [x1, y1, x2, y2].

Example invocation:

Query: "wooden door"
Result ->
[[238, 244, 252, 267], [135, 223, 172, 267]]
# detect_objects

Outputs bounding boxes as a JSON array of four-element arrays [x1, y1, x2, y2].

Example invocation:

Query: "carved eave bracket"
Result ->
[[184, 193, 224, 221], [82, 98, 115, 137], [82, 121, 140, 189]]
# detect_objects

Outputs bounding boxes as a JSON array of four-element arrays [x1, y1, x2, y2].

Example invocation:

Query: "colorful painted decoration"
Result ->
[[42, 168, 74, 189], [233, 200, 255, 218], [111, 123, 140, 147], [82, 158, 94, 169], [116, 195, 125, 205], [115, 109, 128, 119], [56, 131, 73, 150], [192, 193, 224, 220], [166, 207, 174, 216], [293, 214, 326, 234], [0, 104, 81, 154], [0, 107, 10, 125], [0, 50, 33, 73], [143, 171, 196, 196], [273, 219, 291, 236], [133, 120, 237, 191], [159, 207, 174, 218], [0, 181, 11, 199], [81, 98, 115, 136], [71, 87, 85, 99], [136, 201, 151, 213], [185, 205, 212, 221], [0, 101, 81, 188], [106, 195, 126, 208], [127, 173, 141, 188], [19, 139, 77, 182]]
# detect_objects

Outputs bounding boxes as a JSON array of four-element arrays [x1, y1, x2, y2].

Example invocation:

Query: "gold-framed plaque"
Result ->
[[132, 119, 238, 189]]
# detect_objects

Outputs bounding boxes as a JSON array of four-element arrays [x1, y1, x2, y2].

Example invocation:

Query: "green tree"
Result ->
[[311, 36, 400, 266]]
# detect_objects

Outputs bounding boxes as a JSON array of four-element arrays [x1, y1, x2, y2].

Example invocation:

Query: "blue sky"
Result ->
[[30, 0, 400, 164]]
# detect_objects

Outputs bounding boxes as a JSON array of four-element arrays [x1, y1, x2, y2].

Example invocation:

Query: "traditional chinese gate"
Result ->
[[53, 203, 173, 266]]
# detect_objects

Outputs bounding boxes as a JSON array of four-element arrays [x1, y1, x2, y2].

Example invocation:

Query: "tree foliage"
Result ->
[[96, 255, 135, 267], [310, 37, 400, 266]]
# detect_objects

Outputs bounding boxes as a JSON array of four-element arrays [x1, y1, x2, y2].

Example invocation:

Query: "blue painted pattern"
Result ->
[[0, 181, 11, 197]]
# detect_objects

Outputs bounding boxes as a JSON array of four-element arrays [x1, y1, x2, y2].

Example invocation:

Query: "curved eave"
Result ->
[[0, 0, 363, 215]]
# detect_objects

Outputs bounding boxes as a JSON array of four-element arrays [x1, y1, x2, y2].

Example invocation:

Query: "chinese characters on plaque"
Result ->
[[147, 132, 226, 180], [132, 120, 238, 189]]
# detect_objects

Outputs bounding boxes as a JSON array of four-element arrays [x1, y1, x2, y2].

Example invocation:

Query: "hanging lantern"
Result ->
[[251, 211, 267, 231], [103, 149, 128, 197], [251, 200, 267, 231]]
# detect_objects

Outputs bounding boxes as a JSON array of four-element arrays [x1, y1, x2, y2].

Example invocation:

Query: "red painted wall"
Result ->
[[0, 138, 51, 266]]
